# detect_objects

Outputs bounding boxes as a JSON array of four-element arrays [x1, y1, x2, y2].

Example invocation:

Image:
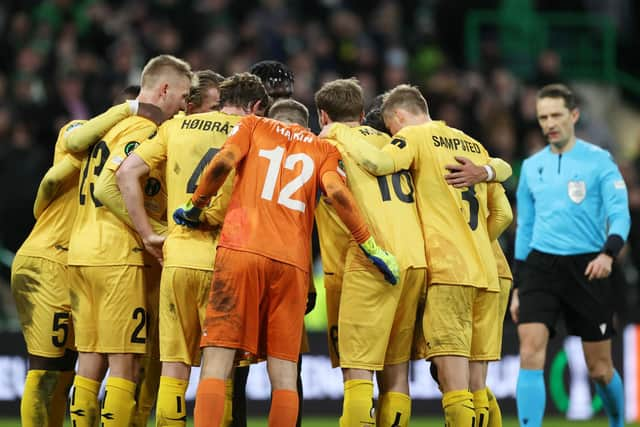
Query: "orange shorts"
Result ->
[[200, 248, 308, 362]]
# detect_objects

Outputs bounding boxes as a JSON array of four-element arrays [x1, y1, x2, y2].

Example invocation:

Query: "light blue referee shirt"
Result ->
[[515, 139, 630, 260]]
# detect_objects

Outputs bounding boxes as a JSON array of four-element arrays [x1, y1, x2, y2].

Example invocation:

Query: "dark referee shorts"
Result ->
[[518, 249, 616, 341]]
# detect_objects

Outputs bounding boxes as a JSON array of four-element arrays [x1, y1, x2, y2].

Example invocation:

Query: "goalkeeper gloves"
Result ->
[[359, 236, 400, 285], [173, 200, 202, 228]]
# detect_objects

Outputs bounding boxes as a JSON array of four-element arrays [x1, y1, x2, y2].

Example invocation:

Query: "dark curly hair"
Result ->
[[249, 60, 294, 100]]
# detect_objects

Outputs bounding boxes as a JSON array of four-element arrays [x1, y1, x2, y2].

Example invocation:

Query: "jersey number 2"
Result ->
[[79, 141, 110, 206], [259, 146, 314, 212]]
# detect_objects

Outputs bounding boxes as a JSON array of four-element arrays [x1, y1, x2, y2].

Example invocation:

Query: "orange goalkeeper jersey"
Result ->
[[218, 115, 344, 272]]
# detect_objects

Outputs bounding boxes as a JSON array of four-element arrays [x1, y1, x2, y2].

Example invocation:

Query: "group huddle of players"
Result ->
[[11, 53, 514, 427]]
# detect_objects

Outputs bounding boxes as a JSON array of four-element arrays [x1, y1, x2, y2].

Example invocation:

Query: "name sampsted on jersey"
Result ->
[[432, 135, 481, 153], [181, 119, 234, 134], [276, 125, 314, 143]]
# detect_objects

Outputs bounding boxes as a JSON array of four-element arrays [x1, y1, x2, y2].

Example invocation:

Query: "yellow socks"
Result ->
[[49, 370, 74, 427], [70, 375, 101, 427], [155, 376, 189, 426], [473, 388, 490, 427], [486, 387, 502, 427], [442, 390, 476, 427], [378, 391, 411, 427], [101, 376, 137, 426], [340, 379, 375, 427], [21, 370, 57, 427]]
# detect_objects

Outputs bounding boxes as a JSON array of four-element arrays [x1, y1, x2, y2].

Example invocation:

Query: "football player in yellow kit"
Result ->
[[66, 55, 192, 427], [12, 89, 163, 427], [315, 79, 426, 427], [327, 84, 513, 426]]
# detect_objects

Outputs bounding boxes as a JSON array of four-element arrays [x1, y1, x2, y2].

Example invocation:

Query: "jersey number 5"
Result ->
[[259, 146, 314, 212]]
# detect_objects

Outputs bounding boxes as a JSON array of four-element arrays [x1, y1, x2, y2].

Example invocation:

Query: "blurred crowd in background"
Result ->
[[1, 0, 640, 329]]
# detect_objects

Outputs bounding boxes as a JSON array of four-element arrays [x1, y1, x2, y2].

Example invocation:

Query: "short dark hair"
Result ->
[[189, 70, 224, 108], [363, 94, 389, 133], [219, 72, 270, 111], [249, 60, 294, 99], [268, 98, 309, 127], [537, 83, 577, 110]]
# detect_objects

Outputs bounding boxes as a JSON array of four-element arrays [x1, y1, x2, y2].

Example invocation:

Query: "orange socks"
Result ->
[[194, 378, 226, 427], [268, 389, 299, 427]]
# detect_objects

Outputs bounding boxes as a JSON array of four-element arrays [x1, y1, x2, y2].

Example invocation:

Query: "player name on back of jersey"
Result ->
[[276, 125, 313, 143], [431, 135, 481, 153], [180, 118, 234, 134]]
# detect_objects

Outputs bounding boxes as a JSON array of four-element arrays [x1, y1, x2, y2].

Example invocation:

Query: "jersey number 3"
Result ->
[[259, 146, 314, 212]]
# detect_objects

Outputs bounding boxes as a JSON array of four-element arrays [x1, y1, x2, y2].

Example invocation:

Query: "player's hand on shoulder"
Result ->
[[173, 200, 203, 228], [444, 156, 487, 188], [359, 236, 400, 285], [137, 102, 165, 126], [584, 253, 613, 281]]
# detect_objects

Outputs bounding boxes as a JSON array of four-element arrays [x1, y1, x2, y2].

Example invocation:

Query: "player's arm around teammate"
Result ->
[[13, 90, 164, 427], [67, 55, 192, 427], [314, 80, 426, 427]]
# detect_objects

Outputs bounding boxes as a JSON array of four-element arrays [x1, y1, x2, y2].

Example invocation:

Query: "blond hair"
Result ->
[[381, 84, 429, 119], [141, 54, 193, 89], [314, 78, 363, 122]]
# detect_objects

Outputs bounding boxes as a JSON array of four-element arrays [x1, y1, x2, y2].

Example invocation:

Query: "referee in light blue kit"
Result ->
[[510, 84, 630, 427]]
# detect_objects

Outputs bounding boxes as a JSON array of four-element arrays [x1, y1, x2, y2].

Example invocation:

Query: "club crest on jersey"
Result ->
[[124, 141, 140, 156], [568, 180, 586, 203], [144, 177, 161, 196]]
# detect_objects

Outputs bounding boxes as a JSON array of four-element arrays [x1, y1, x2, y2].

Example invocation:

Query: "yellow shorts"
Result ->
[[11, 255, 74, 357], [471, 277, 512, 361], [159, 266, 212, 365], [339, 267, 426, 370], [423, 284, 500, 359], [69, 265, 147, 354], [324, 273, 343, 368]]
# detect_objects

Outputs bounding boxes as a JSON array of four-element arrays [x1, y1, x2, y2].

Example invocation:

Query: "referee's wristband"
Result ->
[[602, 234, 624, 258]]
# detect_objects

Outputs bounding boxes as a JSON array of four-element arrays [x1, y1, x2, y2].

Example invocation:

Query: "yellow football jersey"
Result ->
[[68, 116, 158, 266], [17, 121, 85, 264], [134, 111, 242, 270], [328, 125, 426, 271], [384, 121, 499, 290]]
